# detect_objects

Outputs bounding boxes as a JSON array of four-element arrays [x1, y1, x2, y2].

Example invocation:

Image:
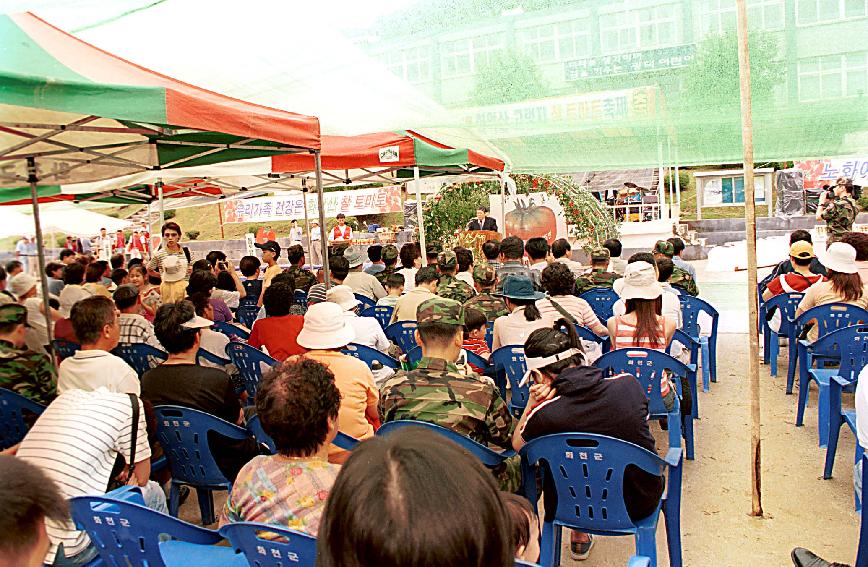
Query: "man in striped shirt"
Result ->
[[17, 388, 167, 566], [762, 241, 825, 301]]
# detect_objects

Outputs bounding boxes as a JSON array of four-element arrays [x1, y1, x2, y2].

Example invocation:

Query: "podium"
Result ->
[[456, 230, 501, 261]]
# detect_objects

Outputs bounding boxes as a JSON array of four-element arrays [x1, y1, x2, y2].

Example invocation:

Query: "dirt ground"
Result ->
[[177, 261, 862, 567]]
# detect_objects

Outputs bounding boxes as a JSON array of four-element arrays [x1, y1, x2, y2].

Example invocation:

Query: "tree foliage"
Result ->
[[471, 49, 548, 105]]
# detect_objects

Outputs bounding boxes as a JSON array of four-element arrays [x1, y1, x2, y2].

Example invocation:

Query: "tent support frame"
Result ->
[[26, 157, 54, 349], [314, 152, 329, 285]]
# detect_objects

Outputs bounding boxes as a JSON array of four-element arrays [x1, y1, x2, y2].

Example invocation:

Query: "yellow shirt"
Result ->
[[261, 264, 284, 293]]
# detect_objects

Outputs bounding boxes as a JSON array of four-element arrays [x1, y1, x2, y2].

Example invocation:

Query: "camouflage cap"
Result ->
[[437, 250, 458, 269], [0, 303, 26, 325], [416, 297, 465, 326], [591, 247, 610, 261], [426, 242, 442, 256], [382, 244, 399, 262], [653, 240, 674, 256], [472, 264, 497, 285]]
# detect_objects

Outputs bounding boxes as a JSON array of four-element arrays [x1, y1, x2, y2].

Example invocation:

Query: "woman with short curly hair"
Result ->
[[536, 262, 608, 337]]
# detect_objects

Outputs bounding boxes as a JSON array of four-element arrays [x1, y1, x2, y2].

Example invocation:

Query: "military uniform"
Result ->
[[464, 265, 508, 321], [284, 266, 317, 293], [375, 245, 400, 286], [0, 305, 56, 406], [574, 268, 618, 296], [653, 240, 699, 297], [436, 251, 476, 303], [821, 195, 858, 243], [378, 298, 519, 491]]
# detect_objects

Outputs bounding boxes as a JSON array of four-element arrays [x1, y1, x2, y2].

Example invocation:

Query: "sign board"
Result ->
[[489, 192, 567, 243], [222, 186, 403, 224], [245, 233, 256, 257], [793, 158, 868, 189], [378, 146, 400, 163], [564, 45, 696, 81]]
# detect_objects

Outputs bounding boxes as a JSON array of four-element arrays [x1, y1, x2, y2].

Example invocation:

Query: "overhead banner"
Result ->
[[222, 186, 403, 224], [793, 158, 868, 189]]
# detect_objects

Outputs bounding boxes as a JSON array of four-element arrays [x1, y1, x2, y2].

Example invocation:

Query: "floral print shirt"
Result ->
[[219, 455, 339, 535]]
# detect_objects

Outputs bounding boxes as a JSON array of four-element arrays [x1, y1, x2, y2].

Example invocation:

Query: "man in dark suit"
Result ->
[[466, 206, 498, 232]]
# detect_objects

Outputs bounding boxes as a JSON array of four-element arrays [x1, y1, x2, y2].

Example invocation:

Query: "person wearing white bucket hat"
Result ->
[[299, 302, 378, 461], [797, 242, 868, 341]]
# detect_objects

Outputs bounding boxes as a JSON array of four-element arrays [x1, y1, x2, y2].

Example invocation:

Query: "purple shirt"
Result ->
[[210, 297, 233, 323]]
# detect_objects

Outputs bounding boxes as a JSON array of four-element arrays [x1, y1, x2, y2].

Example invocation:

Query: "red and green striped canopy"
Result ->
[[0, 12, 321, 192]]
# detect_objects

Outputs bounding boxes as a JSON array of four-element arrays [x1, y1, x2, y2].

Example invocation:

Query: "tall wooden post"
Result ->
[[736, 0, 763, 517], [217, 201, 225, 240]]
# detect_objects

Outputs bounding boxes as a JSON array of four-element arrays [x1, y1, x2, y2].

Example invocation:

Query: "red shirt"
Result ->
[[248, 315, 306, 361], [332, 225, 352, 241], [462, 337, 490, 374], [766, 272, 825, 297]]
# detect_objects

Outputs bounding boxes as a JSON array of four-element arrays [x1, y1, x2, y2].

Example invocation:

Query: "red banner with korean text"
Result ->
[[222, 186, 403, 224]]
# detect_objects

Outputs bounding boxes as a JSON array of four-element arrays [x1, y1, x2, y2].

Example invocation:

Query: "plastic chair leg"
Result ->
[[769, 331, 779, 377], [689, 371, 699, 419], [635, 524, 658, 567], [539, 520, 557, 567], [682, 414, 695, 461], [763, 323, 771, 365], [817, 383, 830, 448], [795, 370, 811, 428], [699, 337, 710, 390], [710, 336, 717, 383], [168, 482, 180, 517], [196, 488, 216, 525], [824, 384, 843, 479], [663, 487, 683, 567], [786, 336, 799, 394]]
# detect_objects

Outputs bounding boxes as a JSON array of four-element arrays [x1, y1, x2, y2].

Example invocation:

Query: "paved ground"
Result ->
[[177, 259, 862, 566]]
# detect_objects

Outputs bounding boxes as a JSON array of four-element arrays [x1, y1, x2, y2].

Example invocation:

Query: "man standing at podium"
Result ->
[[466, 206, 498, 232]]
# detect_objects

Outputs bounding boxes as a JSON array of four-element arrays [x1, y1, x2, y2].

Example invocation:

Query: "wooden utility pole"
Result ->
[[217, 201, 225, 240], [736, 0, 763, 517]]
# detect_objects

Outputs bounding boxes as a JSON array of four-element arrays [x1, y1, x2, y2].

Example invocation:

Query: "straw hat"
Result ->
[[821, 242, 858, 274], [326, 285, 361, 311], [297, 302, 356, 349], [613, 261, 663, 300]]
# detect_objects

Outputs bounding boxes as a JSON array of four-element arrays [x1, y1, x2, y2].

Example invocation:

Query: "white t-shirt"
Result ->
[[344, 311, 389, 352], [212, 288, 241, 310], [397, 268, 418, 292], [200, 328, 231, 368], [18, 388, 151, 563], [456, 271, 475, 288], [59, 284, 93, 318], [58, 350, 140, 395], [23, 297, 52, 354], [857, 365, 868, 448]]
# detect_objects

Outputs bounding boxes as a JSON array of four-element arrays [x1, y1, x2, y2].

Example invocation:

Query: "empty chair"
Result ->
[[823, 371, 864, 513], [666, 329, 700, 418], [578, 288, 619, 327], [760, 292, 803, 377], [225, 341, 278, 401], [51, 338, 80, 361], [490, 345, 528, 417], [520, 433, 682, 567], [154, 405, 253, 525], [361, 305, 394, 329], [112, 342, 168, 377], [385, 320, 419, 354], [220, 522, 318, 567], [341, 342, 400, 370], [0, 387, 45, 450], [354, 293, 377, 311], [678, 295, 720, 388], [212, 321, 250, 341]]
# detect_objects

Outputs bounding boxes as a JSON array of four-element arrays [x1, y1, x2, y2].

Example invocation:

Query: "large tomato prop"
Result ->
[[505, 197, 557, 242]]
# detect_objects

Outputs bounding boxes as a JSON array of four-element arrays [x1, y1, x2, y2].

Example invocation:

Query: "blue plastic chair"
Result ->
[[799, 325, 868, 448], [160, 540, 246, 566], [490, 345, 528, 418], [786, 303, 868, 395], [666, 329, 700, 418], [573, 323, 610, 354], [51, 338, 80, 361], [154, 405, 253, 525], [70, 488, 225, 567], [404, 346, 490, 374], [341, 342, 400, 370], [113, 342, 168, 378], [361, 305, 394, 329], [236, 304, 260, 329], [354, 293, 377, 311], [759, 292, 803, 377], [520, 433, 682, 567], [579, 287, 619, 326], [824, 372, 865, 511], [628, 558, 652, 567], [213, 321, 250, 340], [595, 348, 691, 460], [384, 320, 419, 354], [294, 289, 309, 310], [197, 348, 231, 368], [378, 420, 515, 468], [0, 387, 45, 450], [248, 414, 359, 454], [678, 295, 719, 389], [225, 342, 278, 401], [485, 320, 495, 350], [220, 522, 318, 567]]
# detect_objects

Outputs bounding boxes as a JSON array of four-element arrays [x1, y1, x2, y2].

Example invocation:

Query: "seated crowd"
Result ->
[[21, 225, 858, 566]]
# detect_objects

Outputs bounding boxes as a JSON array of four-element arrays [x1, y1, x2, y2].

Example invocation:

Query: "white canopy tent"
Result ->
[[0, 204, 131, 238]]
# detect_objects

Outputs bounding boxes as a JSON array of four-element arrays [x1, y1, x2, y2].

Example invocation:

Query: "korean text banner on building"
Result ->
[[222, 186, 403, 224]]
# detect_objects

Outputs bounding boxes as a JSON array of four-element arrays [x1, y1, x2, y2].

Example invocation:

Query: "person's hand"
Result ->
[[527, 380, 555, 408], [818, 191, 828, 206]]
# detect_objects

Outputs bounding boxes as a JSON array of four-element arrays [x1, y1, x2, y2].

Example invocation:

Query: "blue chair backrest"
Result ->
[[377, 420, 515, 468], [236, 304, 260, 329], [466, 350, 489, 371], [294, 289, 309, 310], [678, 295, 719, 338], [361, 305, 394, 329], [197, 348, 231, 367], [405, 345, 423, 366], [385, 321, 419, 353], [520, 433, 667, 532], [490, 345, 528, 415], [220, 522, 317, 567], [154, 405, 251, 488], [354, 293, 377, 311], [247, 414, 276, 453], [0, 388, 45, 450], [51, 338, 80, 361], [809, 325, 868, 381], [595, 348, 689, 416], [579, 288, 619, 324], [213, 321, 250, 340], [225, 342, 278, 399], [70, 492, 223, 567], [794, 303, 868, 341], [573, 324, 607, 349], [762, 292, 804, 335], [341, 343, 400, 370], [485, 320, 495, 350], [113, 343, 168, 377]]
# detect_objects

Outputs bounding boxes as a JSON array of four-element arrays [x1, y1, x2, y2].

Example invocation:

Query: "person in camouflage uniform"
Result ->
[[378, 297, 520, 492], [652, 240, 699, 296], [374, 244, 400, 286], [436, 251, 476, 304], [464, 264, 509, 321], [574, 247, 619, 296], [817, 177, 859, 244], [0, 304, 55, 406], [284, 244, 317, 293]]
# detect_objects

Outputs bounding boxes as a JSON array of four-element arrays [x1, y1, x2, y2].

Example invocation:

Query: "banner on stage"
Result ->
[[222, 186, 403, 224]]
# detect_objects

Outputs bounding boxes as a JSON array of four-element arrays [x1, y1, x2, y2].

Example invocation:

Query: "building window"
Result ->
[[441, 39, 472, 78], [797, 0, 867, 25], [519, 24, 556, 63], [519, 19, 591, 63], [600, 4, 680, 55], [472, 33, 505, 70], [798, 51, 868, 100], [702, 176, 766, 205], [557, 20, 592, 60], [698, 0, 785, 34], [381, 47, 432, 84]]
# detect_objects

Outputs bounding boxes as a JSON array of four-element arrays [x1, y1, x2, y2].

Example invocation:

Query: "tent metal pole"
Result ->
[[414, 166, 427, 268], [26, 157, 54, 347], [314, 151, 330, 286], [736, 0, 763, 518], [302, 182, 312, 265], [157, 180, 165, 224], [674, 147, 682, 216], [501, 174, 506, 235]]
